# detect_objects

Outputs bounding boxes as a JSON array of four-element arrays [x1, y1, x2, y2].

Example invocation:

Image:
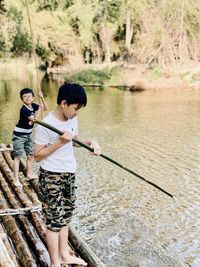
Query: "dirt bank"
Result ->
[[118, 62, 200, 91]]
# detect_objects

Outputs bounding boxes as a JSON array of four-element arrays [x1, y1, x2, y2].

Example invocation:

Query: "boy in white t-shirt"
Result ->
[[34, 83, 101, 267]]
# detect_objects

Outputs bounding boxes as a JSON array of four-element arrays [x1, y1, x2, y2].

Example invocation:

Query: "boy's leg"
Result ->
[[24, 135, 38, 179], [26, 155, 38, 179], [12, 134, 24, 187], [60, 174, 87, 266], [39, 170, 64, 266], [13, 157, 23, 187], [59, 226, 87, 266], [39, 171, 86, 266], [46, 228, 60, 267]]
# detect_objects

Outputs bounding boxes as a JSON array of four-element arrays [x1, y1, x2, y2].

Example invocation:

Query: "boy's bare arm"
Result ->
[[35, 96, 48, 121], [28, 115, 35, 124], [28, 112, 40, 123], [38, 91, 48, 111], [28, 93, 48, 123], [73, 136, 101, 155], [34, 108, 42, 121], [34, 143, 63, 162], [34, 131, 73, 162]]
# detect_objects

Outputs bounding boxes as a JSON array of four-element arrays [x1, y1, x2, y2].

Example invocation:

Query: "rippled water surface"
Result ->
[[1, 68, 200, 266]]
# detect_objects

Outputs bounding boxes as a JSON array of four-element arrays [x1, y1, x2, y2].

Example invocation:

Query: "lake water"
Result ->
[[1, 67, 200, 266]]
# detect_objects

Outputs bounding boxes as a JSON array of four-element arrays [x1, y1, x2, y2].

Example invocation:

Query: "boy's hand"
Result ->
[[28, 115, 35, 125], [38, 91, 44, 99], [90, 141, 101, 156], [58, 131, 73, 144]]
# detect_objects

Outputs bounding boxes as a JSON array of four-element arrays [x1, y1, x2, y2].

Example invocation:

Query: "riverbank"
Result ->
[[0, 58, 200, 91], [50, 61, 200, 91], [121, 62, 200, 91]]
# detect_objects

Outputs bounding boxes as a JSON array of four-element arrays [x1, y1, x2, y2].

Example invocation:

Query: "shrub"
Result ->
[[11, 29, 32, 57], [65, 67, 120, 85], [0, 32, 6, 55], [152, 65, 163, 79]]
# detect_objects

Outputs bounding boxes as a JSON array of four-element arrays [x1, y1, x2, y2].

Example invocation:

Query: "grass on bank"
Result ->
[[64, 67, 121, 85]]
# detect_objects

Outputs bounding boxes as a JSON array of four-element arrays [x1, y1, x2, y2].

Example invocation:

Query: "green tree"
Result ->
[[67, 0, 94, 48], [0, 0, 6, 13], [11, 29, 32, 56], [36, 0, 59, 11], [121, 0, 149, 56], [94, 0, 122, 63], [0, 32, 6, 55], [6, 5, 32, 57]]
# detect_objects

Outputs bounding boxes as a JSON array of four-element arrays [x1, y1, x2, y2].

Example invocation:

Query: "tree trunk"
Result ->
[[179, 0, 185, 61], [100, 25, 112, 65], [125, 10, 133, 51]]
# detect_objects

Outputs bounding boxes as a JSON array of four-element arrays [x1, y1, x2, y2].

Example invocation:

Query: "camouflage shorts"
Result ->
[[38, 168, 76, 232]]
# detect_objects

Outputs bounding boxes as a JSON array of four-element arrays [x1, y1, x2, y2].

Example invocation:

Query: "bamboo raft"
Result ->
[[0, 144, 105, 267]]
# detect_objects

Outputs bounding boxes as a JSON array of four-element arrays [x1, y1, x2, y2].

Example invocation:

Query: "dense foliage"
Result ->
[[65, 67, 120, 84], [0, 0, 199, 67]]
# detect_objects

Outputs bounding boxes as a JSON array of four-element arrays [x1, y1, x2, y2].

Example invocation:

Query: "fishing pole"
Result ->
[[35, 120, 173, 198], [25, 0, 41, 94]]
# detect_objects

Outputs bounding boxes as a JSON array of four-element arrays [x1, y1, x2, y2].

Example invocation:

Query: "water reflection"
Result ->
[[1, 70, 200, 266]]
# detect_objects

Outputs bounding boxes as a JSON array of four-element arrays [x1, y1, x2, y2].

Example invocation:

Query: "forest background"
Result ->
[[0, 0, 200, 89]]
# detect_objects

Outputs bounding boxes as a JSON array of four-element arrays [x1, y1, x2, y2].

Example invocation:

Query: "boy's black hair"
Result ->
[[20, 88, 34, 99], [57, 83, 87, 108]]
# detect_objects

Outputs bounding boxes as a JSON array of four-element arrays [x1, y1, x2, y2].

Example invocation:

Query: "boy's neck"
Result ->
[[23, 103, 32, 109], [52, 106, 67, 122]]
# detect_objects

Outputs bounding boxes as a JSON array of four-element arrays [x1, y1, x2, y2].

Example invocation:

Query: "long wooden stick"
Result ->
[[25, 0, 41, 94], [35, 120, 173, 198]]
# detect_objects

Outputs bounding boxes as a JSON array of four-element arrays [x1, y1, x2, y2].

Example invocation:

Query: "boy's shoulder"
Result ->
[[43, 112, 78, 125], [32, 102, 39, 110], [20, 103, 39, 113]]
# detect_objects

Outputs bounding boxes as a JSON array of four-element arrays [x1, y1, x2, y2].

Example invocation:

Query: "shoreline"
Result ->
[[0, 58, 199, 91]]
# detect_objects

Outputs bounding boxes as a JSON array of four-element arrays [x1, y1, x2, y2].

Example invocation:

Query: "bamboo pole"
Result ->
[[24, 0, 44, 120], [0, 144, 13, 170], [35, 120, 173, 198], [0, 191, 37, 267], [20, 158, 42, 198], [0, 170, 50, 266], [0, 224, 20, 267], [69, 225, 106, 267], [24, 0, 41, 94], [0, 236, 16, 267], [0, 144, 40, 205], [0, 153, 46, 244]]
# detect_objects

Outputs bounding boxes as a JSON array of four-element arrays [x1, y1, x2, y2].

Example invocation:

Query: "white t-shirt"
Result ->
[[34, 112, 78, 173]]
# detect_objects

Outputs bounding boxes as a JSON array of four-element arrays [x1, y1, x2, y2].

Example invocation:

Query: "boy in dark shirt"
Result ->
[[12, 88, 47, 187]]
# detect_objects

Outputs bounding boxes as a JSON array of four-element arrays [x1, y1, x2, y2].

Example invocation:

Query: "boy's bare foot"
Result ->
[[68, 245, 75, 255], [61, 255, 87, 266], [13, 179, 23, 188], [27, 174, 39, 180]]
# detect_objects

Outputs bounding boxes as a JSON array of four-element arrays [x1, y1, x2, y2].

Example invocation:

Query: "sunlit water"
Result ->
[[1, 67, 200, 266]]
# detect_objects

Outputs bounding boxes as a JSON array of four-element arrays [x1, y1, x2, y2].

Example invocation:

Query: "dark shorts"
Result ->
[[12, 134, 34, 158], [38, 168, 76, 232]]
